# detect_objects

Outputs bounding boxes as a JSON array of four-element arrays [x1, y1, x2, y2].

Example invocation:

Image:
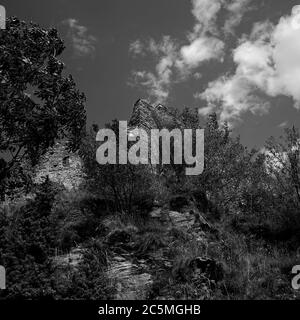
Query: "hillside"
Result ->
[[1, 99, 300, 300]]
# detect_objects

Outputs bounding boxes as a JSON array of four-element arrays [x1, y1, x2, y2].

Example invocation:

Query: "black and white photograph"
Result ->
[[0, 0, 300, 315]]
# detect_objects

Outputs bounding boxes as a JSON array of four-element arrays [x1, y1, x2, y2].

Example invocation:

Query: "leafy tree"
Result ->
[[0, 179, 60, 298], [265, 127, 300, 205], [0, 17, 86, 197], [80, 121, 156, 214], [166, 109, 253, 216]]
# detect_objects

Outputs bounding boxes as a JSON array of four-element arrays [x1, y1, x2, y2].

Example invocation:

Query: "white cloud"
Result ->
[[193, 72, 202, 79], [129, 1, 231, 103], [129, 0, 253, 104], [199, 6, 300, 123], [179, 37, 224, 68], [129, 36, 178, 104], [200, 75, 271, 123], [191, 0, 223, 34], [63, 18, 97, 57], [130, 33, 225, 104], [129, 39, 144, 56], [278, 121, 288, 128], [131, 70, 170, 104], [224, 0, 252, 35]]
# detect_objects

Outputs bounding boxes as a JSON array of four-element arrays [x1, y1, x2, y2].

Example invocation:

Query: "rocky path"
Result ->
[[53, 200, 220, 300], [107, 254, 152, 300], [104, 205, 215, 300]]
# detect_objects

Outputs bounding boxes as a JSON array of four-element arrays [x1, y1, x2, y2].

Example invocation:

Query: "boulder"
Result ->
[[149, 207, 162, 219], [168, 210, 195, 229]]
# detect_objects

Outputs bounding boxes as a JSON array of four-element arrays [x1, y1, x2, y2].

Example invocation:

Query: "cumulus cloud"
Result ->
[[224, 0, 253, 35], [129, 39, 144, 56], [199, 5, 300, 123], [278, 121, 288, 128], [129, 0, 253, 104], [129, 34, 224, 103], [191, 0, 223, 34], [63, 18, 97, 57], [129, 0, 244, 103], [129, 36, 178, 104], [179, 37, 224, 68]]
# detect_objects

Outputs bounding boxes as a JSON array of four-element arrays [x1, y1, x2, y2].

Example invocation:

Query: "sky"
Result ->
[[1, 0, 300, 148]]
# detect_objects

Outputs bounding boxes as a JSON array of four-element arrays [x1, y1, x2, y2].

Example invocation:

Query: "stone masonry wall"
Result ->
[[34, 141, 84, 190]]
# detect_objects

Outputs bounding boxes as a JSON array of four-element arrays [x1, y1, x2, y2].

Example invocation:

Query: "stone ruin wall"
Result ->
[[34, 99, 178, 190], [34, 141, 85, 190]]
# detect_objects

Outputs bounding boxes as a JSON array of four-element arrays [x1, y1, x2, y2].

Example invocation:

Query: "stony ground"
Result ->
[[52, 197, 223, 300], [100, 202, 222, 300]]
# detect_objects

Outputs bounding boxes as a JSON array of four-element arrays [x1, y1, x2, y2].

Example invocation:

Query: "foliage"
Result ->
[[0, 179, 114, 299], [1, 19, 300, 300], [0, 180, 60, 298], [80, 122, 157, 214], [0, 17, 86, 198]]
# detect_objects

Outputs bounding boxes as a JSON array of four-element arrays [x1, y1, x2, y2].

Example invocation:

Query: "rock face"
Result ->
[[127, 99, 184, 169], [33, 141, 84, 190], [128, 99, 159, 134], [107, 254, 152, 300], [33, 99, 178, 190], [52, 247, 85, 269], [128, 99, 183, 137], [128, 99, 182, 132]]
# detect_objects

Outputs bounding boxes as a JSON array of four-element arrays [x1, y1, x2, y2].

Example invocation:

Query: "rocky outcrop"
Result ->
[[33, 99, 179, 190], [149, 207, 214, 233], [128, 99, 183, 137], [107, 254, 152, 300], [128, 99, 159, 134], [52, 247, 85, 270]]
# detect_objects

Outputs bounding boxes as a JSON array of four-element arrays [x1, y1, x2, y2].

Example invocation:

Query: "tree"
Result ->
[[0, 179, 60, 298], [0, 17, 86, 197], [265, 126, 300, 206], [201, 114, 254, 212], [80, 121, 156, 214], [167, 110, 253, 215]]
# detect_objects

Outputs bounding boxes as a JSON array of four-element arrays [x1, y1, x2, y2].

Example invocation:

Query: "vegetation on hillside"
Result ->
[[0, 18, 300, 300]]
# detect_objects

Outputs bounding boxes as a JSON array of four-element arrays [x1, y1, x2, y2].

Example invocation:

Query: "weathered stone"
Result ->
[[107, 255, 152, 300], [128, 99, 158, 134], [168, 210, 195, 229], [52, 246, 85, 269], [149, 207, 162, 218], [127, 99, 185, 171], [34, 140, 84, 190]]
